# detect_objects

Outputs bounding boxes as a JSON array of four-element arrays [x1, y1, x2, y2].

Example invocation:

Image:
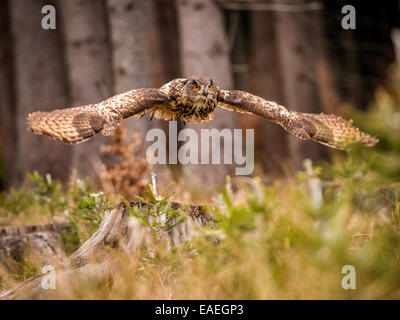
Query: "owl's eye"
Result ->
[[208, 84, 213, 90], [193, 84, 200, 91]]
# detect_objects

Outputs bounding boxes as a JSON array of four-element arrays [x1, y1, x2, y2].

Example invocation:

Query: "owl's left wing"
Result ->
[[27, 88, 170, 144], [217, 89, 378, 150]]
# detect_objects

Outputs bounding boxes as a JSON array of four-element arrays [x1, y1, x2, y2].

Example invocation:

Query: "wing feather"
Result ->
[[27, 88, 170, 144], [217, 89, 378, 150]]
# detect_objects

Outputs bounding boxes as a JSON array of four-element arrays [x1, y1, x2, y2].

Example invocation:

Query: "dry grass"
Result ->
[[2, 161, 400, 299]]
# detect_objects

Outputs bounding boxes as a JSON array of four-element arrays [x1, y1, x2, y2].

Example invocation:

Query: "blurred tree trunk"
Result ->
[[339, 31, 362, 109], [0, 0, 17, 188], [60, 0, 113, 183], [154, 0, 181, 181], [275, 3, 330, 170], [107, 0, 172, 187], [176, 0, 237, 193], [10, 0, 71, 183], [248, 11, 289, 177], [154, 0, 181, 82], [106, 0, 159, 134]]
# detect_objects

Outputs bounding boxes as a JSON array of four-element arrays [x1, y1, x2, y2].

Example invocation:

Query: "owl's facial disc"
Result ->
[[187, 75, 217, 102]]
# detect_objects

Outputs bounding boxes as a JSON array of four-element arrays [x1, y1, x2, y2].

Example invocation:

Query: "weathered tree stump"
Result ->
[[0, 201, 213, 299], [0, 223, 72, 273]]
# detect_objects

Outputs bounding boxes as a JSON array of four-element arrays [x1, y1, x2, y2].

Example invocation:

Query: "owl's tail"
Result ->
[[26, 106, 108, 144], [283, 112, 378, 150]]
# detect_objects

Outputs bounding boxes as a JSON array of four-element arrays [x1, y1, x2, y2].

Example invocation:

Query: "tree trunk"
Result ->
[[107, 0, 172, 187], [248, 11, 289, 177], [152, 0, 182, 182], [176, 0, 237, 194], [10, 0, 71, 183], [275, 3, 330, 170], [107, 0, 159, 134], [0, 0, 17, 188], [60, 0, 113, 184], [154, 0, 181, 83]]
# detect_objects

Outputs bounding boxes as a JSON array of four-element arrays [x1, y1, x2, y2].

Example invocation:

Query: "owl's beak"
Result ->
[[203, 89, 208, 96]]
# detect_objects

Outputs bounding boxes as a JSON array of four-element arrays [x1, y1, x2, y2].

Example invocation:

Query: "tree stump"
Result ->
[[0, 201, 213, 299], [0, 223, 71, 273]]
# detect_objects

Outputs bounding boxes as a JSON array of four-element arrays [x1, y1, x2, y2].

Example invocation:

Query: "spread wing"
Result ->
[[218, 89, 378, 150], [27, 88, 170, 144]]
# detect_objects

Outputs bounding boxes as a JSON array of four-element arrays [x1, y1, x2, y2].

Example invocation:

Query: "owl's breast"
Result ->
[[174, 98, 217, 123]]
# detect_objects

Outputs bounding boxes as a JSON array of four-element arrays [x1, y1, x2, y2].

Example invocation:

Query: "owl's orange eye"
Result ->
[[208, 84, 213, 90], [193, 84, 200, 91]]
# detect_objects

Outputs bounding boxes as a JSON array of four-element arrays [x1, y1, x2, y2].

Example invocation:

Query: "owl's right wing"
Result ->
[[27, 88, 170, 144], [218, 89, 378, 150]]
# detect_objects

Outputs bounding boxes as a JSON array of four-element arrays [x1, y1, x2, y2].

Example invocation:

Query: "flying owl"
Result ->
[[27, 75, 378, 150]]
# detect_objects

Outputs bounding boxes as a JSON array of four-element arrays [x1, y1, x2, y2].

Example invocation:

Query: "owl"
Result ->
[[27, 75, 378, 150]]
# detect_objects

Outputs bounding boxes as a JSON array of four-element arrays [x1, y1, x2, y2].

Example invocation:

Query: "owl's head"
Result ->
[[183, 75, 219, 103]]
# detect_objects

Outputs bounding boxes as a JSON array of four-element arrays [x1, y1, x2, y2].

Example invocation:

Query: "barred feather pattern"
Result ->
[[26, 76, 378, 150], [26, 88, 169, 144], [27, 105, 110, 144], [290, 112, 378, 149], [218, 89, 378, 150]]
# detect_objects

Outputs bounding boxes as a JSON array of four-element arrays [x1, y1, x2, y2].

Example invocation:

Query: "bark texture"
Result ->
[[0, 223, 71, 273]]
